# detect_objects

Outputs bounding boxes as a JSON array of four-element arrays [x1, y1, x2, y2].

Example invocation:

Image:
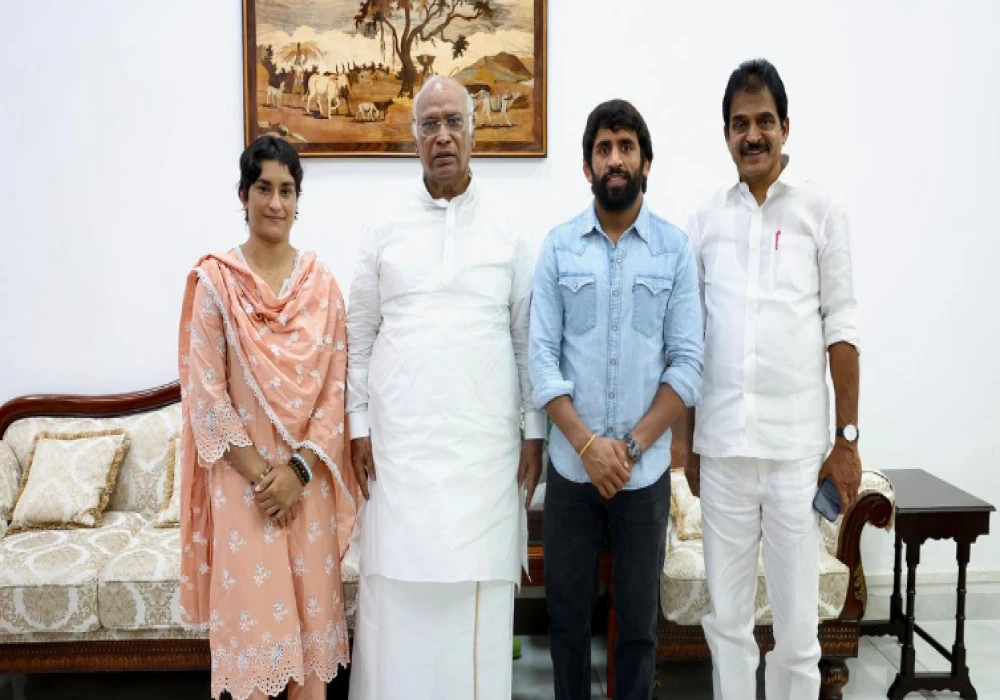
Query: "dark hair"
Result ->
[[237, 135, 304, 206], [582, 99, 653, 169], [722, 59, 788, 126]]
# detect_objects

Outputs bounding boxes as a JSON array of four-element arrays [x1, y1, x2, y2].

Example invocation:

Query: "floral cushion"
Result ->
[[0, 441, 18, 523], [8, 430, 129, 533], [152, 435, 182, 528], [669, 469, 702, 540]]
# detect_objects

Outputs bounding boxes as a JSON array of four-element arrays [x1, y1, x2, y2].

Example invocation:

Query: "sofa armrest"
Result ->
[[835, 487, 894, 622]]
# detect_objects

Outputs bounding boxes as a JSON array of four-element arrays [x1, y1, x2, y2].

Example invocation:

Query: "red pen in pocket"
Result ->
[[775, 230, 781, 250]]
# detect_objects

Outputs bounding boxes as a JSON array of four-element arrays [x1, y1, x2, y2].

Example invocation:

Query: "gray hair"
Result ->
[[411, 75, 475, 139]]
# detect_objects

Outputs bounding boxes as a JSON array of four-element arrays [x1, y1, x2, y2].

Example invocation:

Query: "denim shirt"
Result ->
[[529, 201, 704, 489]]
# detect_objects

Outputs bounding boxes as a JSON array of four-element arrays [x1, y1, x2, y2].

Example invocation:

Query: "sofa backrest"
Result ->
[[2, 402, 181, 518]]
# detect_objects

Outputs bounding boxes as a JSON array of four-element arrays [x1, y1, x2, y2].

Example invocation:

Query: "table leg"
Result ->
[[889, 539, 921, 699], [901, 540, 920, 677], [954, 540, 978, 699], [891, 531, 904, 641]]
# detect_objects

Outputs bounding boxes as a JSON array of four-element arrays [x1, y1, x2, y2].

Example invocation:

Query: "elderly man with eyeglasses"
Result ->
[[345, 76, 545, 700]]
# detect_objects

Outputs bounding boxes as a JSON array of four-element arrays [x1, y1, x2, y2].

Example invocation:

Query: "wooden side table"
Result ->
[[861, 469, 994, 699]]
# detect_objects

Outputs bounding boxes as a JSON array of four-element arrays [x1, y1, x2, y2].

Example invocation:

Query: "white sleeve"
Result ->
[[817, 201, 861, 351], [346, 220, 380, 437], [510, 230, 546, 440]]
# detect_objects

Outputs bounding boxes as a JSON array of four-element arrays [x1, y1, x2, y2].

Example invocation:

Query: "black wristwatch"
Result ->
[[624, 431, 643, 463]]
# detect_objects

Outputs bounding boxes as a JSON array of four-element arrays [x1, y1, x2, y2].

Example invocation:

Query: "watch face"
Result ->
[[843, 425, 858, 442], [625, 435, 641, 461]]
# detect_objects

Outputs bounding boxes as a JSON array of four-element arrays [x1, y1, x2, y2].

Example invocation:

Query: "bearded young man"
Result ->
[[528, 99, 704, 700]]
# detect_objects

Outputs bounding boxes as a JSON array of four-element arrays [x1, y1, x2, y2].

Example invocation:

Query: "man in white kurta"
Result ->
[[345, 76, 545, 700], [683, 59, 862, 700]]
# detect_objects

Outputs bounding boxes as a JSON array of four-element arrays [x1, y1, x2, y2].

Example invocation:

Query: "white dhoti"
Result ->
[[348, 575, 515, 700]]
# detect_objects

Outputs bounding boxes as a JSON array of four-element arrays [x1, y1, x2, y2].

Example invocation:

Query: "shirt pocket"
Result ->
[[631, 274, 672, 338], [558, 274, 597, 335], [774, 235, 818, 296]]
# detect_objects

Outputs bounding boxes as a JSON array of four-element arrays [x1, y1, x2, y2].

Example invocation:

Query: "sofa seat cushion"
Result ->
[[659, 529, 849, 625], [0, 512, 145, 633], [98, 523, 184, 630]]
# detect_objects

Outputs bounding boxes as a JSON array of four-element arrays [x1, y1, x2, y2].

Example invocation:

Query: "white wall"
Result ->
[[2, 0, 999, 577]]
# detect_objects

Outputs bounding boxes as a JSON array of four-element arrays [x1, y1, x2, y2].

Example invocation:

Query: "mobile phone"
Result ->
[[813, 477, 841, 522]]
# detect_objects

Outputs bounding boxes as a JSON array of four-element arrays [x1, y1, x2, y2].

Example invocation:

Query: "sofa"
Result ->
[[654, 464, 895, 699], [0, 383, 359, 673]]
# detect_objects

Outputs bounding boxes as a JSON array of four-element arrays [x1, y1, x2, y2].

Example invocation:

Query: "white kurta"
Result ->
[[346, 177, 544, 699], [346, 176, 545, 585]]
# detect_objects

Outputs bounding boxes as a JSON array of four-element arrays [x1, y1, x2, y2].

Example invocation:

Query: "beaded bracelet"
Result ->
[[288, 458, 308, 486], [289, 453, 312, 485]]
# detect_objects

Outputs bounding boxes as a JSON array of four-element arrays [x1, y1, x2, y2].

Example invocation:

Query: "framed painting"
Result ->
[[242, 0, 547, 157]]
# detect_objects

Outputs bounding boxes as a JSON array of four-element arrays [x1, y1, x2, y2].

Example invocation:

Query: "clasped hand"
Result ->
[[255, 463, 304, 528], [582, 438, 631, 499]]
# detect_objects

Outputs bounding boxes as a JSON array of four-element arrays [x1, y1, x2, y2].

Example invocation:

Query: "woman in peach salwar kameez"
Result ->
[[178, 136, 359, 700]]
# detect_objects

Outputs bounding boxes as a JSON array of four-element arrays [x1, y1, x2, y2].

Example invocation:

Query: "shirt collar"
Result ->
[[578, 198, 651, 243], [421, 171, 477, 209], [732, 154, 801, 202]]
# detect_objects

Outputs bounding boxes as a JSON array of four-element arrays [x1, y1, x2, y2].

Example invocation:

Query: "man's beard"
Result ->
[[592, 164, 644, 212]]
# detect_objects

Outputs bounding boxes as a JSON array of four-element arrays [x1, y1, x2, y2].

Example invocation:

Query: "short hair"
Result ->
[[411, 76, 475, 139], [722, 58, 788, 125], [237, 135, 303, 200], [581, 99, 653, 168]]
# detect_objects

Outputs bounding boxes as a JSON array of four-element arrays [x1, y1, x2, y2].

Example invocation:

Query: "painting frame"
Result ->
[[241, 0, 547, 158]]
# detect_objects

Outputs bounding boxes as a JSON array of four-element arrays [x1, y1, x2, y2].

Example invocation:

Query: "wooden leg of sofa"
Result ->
[[819, 659, 849, 700]]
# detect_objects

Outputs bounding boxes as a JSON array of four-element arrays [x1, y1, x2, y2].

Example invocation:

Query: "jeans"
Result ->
[[544, 464, 670, 700]]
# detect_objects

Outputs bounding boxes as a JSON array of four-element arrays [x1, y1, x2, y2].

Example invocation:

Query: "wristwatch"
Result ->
[[836, 424, 859, 444], [623, 431, 643, 463]]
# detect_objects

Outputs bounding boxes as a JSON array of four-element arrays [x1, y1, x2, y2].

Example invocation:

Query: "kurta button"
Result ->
[[609, 392, 615, 399], [613, 290, 619, 297], [610, 358, 617, 365]]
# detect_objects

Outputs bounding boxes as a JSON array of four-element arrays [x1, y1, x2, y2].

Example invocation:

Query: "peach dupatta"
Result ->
[[177, 250, 359, 627]]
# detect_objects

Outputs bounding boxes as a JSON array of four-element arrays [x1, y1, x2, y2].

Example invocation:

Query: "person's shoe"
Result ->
[[512, 637, 522, 660]]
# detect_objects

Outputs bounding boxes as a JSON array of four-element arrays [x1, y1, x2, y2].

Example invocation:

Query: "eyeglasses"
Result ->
[[417, 114, 466, 136]]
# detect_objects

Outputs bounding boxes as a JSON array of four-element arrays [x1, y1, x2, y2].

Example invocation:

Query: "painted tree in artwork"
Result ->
[[354, 0, 496, 98]]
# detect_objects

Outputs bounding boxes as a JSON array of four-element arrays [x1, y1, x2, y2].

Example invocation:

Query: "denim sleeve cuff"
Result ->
[[532, 379, 575, 410], [347, 411, 370, 439], [523, 410, 547, 440], [660, 366, 702, 408]]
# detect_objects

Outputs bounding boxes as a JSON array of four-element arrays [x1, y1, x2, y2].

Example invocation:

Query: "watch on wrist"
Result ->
[[623, 431, 643, 463], [836, 424, 859, 444]]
